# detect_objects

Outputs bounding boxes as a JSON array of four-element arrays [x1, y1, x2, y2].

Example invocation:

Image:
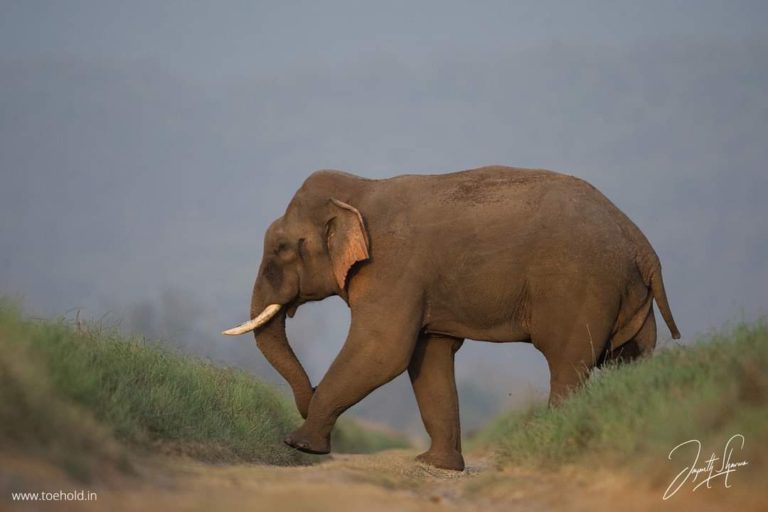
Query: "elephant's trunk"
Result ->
[[251, 307, 313, 419]]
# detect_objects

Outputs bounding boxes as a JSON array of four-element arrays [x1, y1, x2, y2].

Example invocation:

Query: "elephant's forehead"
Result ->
[[265, 216, 302, 239], [284, 200, 322, 225], [285, 195, 319, 215], [265, 220, 286, 239]]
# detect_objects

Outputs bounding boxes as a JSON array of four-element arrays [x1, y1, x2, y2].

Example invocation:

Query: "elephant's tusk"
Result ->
[[221, 304, 282, 335]]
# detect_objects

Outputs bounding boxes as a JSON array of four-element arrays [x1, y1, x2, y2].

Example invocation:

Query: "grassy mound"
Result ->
[[474, 320, 768, 468], [0, 301, 408, 479]]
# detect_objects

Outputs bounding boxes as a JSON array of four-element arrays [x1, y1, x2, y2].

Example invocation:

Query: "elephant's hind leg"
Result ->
[[531, 300, 615, 406], [408, 333, 465, 471], [603, 308, 657, 365]]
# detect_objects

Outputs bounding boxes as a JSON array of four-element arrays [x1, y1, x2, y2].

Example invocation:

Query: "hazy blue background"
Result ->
[[1, 1, 766, 436]]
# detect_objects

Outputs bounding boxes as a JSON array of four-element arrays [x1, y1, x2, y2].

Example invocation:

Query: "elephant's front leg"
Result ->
[[408, 333, 465, 471], [284, 298, 423, 454]]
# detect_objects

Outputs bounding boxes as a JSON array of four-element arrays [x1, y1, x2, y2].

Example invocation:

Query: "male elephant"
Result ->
[[223, 166, 680, 471]]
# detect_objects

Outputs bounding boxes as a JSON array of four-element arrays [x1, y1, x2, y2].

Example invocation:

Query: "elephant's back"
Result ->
[[387, 166, 633, 243], [367, 165, 645, 275], [381, 165, 566, 208]]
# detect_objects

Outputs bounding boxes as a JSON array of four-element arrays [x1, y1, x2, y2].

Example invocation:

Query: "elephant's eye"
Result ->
[[276, 242, 290, 254]]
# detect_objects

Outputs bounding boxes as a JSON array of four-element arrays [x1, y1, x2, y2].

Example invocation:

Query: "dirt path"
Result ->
[[3, 449, 760, 512]]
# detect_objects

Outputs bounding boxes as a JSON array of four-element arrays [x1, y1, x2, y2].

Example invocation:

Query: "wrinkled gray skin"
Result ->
[[239, 166, 680, 471]]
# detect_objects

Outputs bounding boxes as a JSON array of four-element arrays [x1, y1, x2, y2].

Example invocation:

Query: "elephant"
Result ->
[[222, 165, 680, 471]]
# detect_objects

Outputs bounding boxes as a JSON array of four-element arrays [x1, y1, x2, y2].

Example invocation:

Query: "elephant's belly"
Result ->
[[423, 310, 531, 343], [424, 272, 531, 342], [424, 323, 531, 343]]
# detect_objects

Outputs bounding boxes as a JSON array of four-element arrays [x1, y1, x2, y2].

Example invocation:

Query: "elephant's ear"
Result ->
[[327, 198, 370, 290]]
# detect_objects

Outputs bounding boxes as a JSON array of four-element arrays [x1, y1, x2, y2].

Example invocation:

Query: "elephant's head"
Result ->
[[222, 172, 370, 418]]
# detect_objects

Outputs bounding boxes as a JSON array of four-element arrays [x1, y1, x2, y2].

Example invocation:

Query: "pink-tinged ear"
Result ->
[[327, 198, 370, 290]]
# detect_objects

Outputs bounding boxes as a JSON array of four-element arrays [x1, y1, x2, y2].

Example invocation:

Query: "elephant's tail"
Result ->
[[649, 266, 681, 339]]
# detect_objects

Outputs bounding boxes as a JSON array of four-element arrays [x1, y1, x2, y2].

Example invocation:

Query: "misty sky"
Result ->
[[1, 1, 767, 435]]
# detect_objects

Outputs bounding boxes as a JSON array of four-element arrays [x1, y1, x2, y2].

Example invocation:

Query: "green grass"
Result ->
[[474, 320, 768, 469], [0, 300, 408, 479]]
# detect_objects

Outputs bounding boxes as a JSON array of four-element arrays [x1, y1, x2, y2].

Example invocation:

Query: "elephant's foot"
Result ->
[[415, 448, 465, 471], [284, 426, 330, 455]]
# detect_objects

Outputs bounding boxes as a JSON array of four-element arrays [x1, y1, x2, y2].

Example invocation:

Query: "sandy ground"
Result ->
[[1, 449, 762, 512]]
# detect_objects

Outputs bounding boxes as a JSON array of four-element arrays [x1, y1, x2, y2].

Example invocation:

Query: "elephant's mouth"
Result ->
[[287, 290, 331, 317], [286, 299, 300, 318]]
